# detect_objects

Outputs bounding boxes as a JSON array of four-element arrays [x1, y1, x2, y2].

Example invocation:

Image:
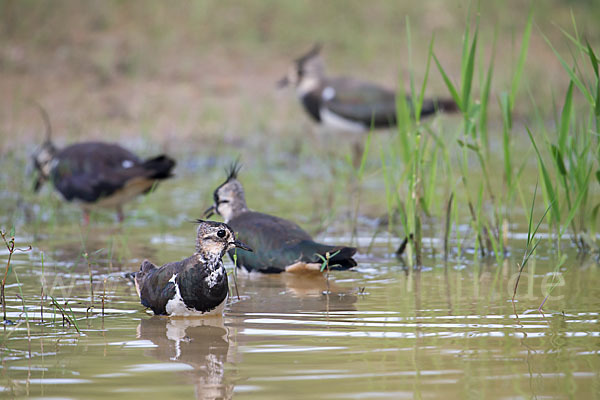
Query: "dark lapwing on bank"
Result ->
[[204, 163, 357, 274], [131, 220, 252, 316], [31, 107, 175, 224], [277, 44, 458, 132]]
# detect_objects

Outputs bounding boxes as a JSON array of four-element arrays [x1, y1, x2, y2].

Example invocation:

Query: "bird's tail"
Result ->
[[420, 97, 460, 117], [142, 155, 176, 179], [125, 260, 156, 299], [123, 271, 141, 298]]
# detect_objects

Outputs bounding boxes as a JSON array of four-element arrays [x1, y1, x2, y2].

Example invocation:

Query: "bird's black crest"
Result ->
[[225, 159, 242, 183], [209, 159, 242, 209], [194, 219, 224, 227], [295, 43, 322, 67]]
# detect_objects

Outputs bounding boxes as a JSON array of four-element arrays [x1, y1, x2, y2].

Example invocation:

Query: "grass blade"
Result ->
[[526, 126, 560, 224], [509, 8, 533, 109], [433, 54, 462, 112], [558, 80, 574, 151]]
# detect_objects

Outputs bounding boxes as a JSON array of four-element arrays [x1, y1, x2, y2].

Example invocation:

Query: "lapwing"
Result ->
[[31, 107, 176, 223], [204, 163, 357, 273], [131, 220, 252, 317], [278, 44, 458, 132]]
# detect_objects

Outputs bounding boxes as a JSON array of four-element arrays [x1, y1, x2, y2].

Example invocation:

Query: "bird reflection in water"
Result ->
[[137, 317, 233, 400], [230, 271, 358, 313]]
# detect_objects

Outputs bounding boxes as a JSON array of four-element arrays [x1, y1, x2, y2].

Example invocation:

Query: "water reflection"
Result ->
[[42, 227, 158, 268], [137, 317, 233, 400], [230, 272, 357, 313], [2, 227, 599, 399]]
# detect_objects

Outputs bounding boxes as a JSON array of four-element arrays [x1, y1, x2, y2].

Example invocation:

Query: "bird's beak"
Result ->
[[276, 75, 290, 88], [232, 239, 252, 252], [203, 205, 215, 218]]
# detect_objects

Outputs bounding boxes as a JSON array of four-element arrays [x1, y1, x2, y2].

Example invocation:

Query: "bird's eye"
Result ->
[[217, 229, 226, 238]]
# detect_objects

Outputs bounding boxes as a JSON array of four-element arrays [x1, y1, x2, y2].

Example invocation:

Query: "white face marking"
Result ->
[[217, 187, 236, 223], [322, 86, 336, 101], [122, 160, 134, 168], [296, 75, 321, 97], [215, 195, 235, 223]]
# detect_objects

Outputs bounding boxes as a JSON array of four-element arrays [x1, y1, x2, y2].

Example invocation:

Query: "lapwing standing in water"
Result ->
[[204, 163, 357, 273], [31, 107, 175, 224], [278, 44, 458, 132], [131, 220, 252, 316]]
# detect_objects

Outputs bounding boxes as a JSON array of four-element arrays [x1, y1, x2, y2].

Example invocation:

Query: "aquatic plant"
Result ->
[[525, 21, 600, 253], [511, 182, 552, 317], [49, 296, 81, 334], [1, 228, 32, 323], [316, 249, 341, 293], [230, 251, 241, 300]]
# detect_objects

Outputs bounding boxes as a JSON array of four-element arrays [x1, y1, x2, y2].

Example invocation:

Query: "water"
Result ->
[[1, 224, 599, 399]]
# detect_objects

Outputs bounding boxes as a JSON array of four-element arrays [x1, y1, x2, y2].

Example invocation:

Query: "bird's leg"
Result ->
[[116, 206, 124, 223]]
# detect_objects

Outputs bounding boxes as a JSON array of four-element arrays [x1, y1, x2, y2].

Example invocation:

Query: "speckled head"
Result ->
[[194, 219, 252, 262], [32, 140, 57, 192], [31, 103, 57, 192], [204, 162, 248, 223]]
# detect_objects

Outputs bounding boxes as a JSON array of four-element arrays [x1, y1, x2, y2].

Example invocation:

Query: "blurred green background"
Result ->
[[1, 0, 599, 150]]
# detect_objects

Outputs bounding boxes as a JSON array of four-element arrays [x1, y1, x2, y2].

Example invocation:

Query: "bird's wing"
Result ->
[[228, 211, 313, 272], [322, 77, 397, 126], [137, 257, 192, 314], [51, 142, 161, 202]]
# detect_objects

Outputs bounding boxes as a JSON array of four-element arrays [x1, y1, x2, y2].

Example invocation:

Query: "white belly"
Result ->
[[320, 107, 367, 133]]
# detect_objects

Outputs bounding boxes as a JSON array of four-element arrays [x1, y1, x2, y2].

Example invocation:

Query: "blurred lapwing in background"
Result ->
[[31, 105, 176, 224], [278, 44, 458, 132]]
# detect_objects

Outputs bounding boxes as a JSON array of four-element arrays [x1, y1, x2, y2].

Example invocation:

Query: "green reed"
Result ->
[[377, 5, 594, 267], [380, 17, 443, 269], [49, 296, 81, 334], [525, 20, 599, 253], [512, 182, 552, 317], [12, 269, 32, 358], [1, 228, 32, 323], [230, 251, 241, 300], [434, 8, 498, 259]]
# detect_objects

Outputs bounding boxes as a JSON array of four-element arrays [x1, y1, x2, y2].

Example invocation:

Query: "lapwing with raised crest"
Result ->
[[204, 163, 357, 273], [278, 44, 458, 132], [131, 220, 252, 317], [31, 106, 176, 224]]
